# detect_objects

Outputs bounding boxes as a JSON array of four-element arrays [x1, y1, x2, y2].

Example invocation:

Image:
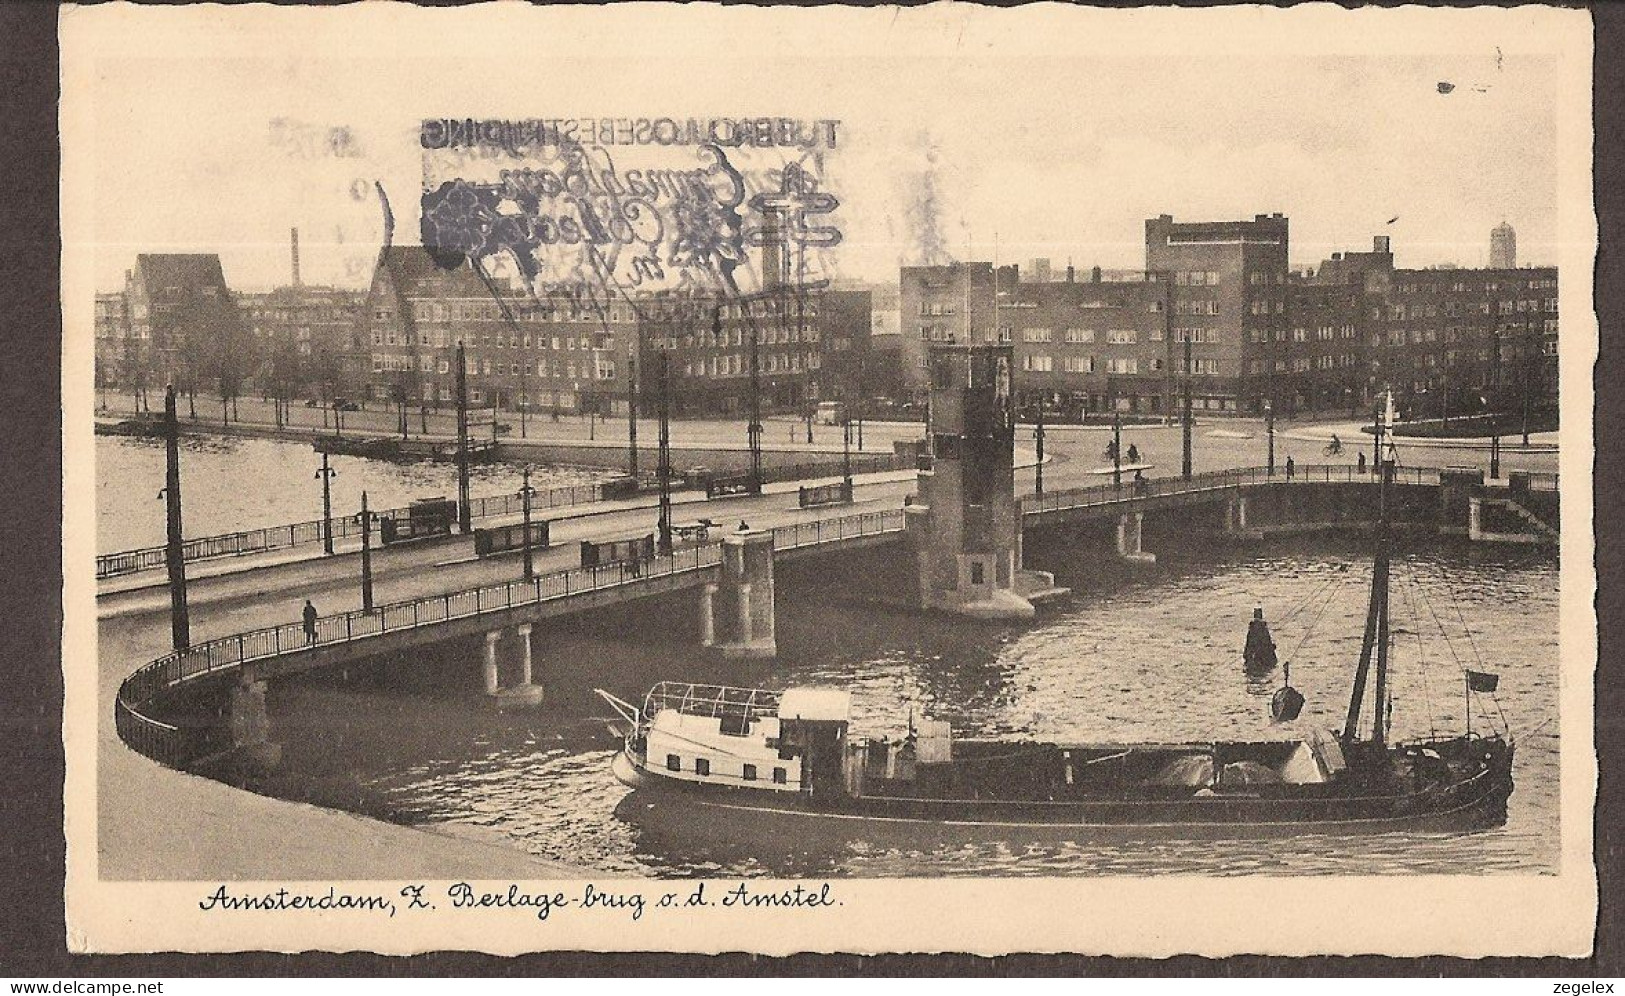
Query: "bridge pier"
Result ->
[[1225, 494, 1250, 534], [1115, 512, 1157, 564], [226, 664, 282, 771], [699, 583, 717, 647], [708, 528, 776, 658], [484, 626, 545, 708]]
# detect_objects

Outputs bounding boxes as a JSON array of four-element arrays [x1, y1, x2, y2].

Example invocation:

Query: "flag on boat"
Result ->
[[1466, 670, 1500, 693]]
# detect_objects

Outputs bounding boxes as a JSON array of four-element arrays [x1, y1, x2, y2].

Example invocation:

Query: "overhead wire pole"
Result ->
[[161, 384, 190, 650], [1182, 332, 1193, 480], [455, 340, 471, 534], [627, 345, 639, 479], [657, 351, 673, 555]]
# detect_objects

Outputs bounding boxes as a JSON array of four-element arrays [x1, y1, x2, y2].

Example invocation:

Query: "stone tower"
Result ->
[[904, 343, 1065, 618]]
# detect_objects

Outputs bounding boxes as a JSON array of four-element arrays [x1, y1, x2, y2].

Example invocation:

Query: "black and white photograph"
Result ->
[[60, 1, 1596, 957]]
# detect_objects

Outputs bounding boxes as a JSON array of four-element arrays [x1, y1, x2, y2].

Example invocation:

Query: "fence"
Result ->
[[99, 481, 608, 580], [1019, 464, 1450, 516], [114, 508, 906, 767], [97, 454, 905, 580]]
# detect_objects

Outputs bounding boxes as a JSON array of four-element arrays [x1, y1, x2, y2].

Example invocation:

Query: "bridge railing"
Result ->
[[97, 481, 608, 580], [1019, 464, 1446, 516], [114, 507, 907, 767], [97, 454, 908, 581]]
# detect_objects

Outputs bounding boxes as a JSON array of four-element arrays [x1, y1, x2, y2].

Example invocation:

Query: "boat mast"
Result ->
[[1343, 391, 1396, 746]]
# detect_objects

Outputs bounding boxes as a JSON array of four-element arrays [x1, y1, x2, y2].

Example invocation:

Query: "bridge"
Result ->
[[115, 509, 905, 767]]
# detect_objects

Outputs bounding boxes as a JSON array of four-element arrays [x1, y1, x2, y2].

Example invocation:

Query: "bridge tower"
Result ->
[[905, 344, 1066, 619]]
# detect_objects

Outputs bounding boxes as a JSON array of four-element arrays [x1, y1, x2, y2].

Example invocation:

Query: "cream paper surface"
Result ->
[[61, 1, 1597, 956]]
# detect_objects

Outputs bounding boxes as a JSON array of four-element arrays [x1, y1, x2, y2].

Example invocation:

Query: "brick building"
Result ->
[[360, 246, 635, 415], [1002, 271, 1172, 416], [899, 263, 1017, 397], [1145, 213, 1291, 414], [121, 253, 248, 403], [237, 285, 366, 403], [635, 286, 824, 417]]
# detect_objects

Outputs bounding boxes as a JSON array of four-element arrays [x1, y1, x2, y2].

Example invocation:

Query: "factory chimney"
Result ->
[[290, 227, 302, 287]]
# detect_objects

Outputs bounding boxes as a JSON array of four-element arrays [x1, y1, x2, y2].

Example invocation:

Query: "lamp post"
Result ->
[[519, 466, 537, 581], [1112, 411, 1123, 490], [1265, 400, 1275, 476], [842, 411, 854, 495], [1034, 405, 1045, 495], [316, 451, 337, 555], [356, 490, 377, 613], [1371, 400, 1384, 474]]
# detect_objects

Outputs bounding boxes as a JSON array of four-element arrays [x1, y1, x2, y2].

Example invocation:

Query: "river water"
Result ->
[[222, 534, 1560, 878], [96, 434, 610, 553]]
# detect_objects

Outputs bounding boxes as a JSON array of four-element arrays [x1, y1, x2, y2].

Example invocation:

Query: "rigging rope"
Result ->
[[1398, 563, 1438, 740]]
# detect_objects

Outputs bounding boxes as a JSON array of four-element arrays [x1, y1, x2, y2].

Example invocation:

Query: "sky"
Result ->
[[72, 4, 1574, 294]]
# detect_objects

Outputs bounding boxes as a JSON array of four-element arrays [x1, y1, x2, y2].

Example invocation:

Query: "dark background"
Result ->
[[3, 0, 1618, 977]]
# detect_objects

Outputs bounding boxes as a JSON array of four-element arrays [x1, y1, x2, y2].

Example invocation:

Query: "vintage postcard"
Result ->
[[61, 2, 1597, 956]]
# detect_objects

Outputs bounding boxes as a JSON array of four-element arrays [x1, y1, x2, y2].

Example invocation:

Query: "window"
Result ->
[[1105, 358, 1138, 374], [742, 764, 757, 782], [1061, 356, 1094, 373], [772, 767, 788, 784], [970, 561, 985, 585], [666, 754, 681, 772], [1022, 328, 1053, 343], [1106, 330, 1138, 345], [695, 758, 710, 776], [1022, 354, 1053, 372], [1064, 328, 1095, 344]]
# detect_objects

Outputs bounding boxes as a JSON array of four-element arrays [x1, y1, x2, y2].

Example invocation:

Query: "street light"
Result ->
[[1112, 411, 1123, 490], [356, 490, 378, 613], [315, 451, 337, 555], [842, 411, 854, 496], [1265, 400, 1275, 476], [1034, 405, 1045, 495], [519, 466, 537, 581]]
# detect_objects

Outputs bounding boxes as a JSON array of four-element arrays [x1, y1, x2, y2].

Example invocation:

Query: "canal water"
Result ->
[[96, 434, 611, 553], [220, 534, 1561, 878]]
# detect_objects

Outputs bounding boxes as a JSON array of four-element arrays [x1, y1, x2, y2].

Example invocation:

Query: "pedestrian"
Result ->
[[302, 599, 318, 645], [1357, 451, 1367, 474], [738, 519, 750, 532], [1127, 443, 1141, 464], [1285, 455, 1295, 480]]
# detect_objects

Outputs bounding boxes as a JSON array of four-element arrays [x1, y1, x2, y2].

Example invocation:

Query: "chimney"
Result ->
[[1065, 260, 1075, 283], [1091, 266, 1102, 284], [1373, 235, 1391, 254], [291, 227, 302, 287]]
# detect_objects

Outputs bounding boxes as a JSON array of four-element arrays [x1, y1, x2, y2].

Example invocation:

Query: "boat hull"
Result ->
[[610, 746, 1513, 841]]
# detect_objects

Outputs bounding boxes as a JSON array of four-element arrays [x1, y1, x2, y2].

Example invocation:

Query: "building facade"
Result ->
[[121, 253, 248, 402], [899, 263, 1018, 397], [1003, 271, 1171, 416], [635, 286, 824, 417], [1145, 213, 1291, 414], [359, 246, 635, 415], [236, 285, 366, 403]]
